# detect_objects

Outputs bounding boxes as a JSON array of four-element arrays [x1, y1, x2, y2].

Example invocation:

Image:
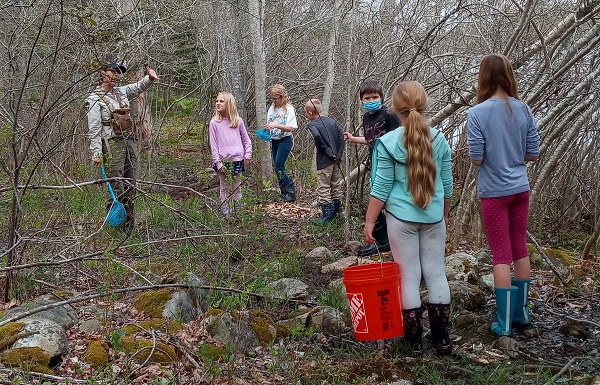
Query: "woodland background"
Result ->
[[0, 0, 599, 382]]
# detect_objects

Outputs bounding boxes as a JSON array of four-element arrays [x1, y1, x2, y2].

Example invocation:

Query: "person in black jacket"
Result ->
[[344, 79, 401, 256], [305, 99, 345, 224]]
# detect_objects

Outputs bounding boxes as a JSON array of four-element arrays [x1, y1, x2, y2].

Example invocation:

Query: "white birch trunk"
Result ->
[[248, 0, 271, 180]]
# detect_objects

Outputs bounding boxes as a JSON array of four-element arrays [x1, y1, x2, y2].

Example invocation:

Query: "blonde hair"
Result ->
[[392, 81, 436, 209], [304, 99, 324, 115], [269, 83, 291, 114], [213, 92, 241, 128]]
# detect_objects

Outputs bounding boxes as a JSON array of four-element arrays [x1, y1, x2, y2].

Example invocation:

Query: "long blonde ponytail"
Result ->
[[392, 81, 436, 209]]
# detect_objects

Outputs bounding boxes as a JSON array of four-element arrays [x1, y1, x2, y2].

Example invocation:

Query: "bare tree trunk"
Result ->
[[216, 0, 248, 119], [321, 0, 342, 115], [248, 0, 271, 180], [582, 219, 600, 260], [342, 0, 355, 242]]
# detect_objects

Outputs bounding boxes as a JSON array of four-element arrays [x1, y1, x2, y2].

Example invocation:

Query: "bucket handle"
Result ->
[[357, 243, 386, 279]]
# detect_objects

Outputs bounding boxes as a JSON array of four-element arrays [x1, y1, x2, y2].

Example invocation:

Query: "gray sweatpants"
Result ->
[[386, 214, 451, 309]]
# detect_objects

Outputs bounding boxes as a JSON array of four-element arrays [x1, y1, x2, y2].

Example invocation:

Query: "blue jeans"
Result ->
[[271, 135, 293, 188]]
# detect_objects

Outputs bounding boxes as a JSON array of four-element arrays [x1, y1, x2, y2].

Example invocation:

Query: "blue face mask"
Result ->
[[363, 100, 382, 112]]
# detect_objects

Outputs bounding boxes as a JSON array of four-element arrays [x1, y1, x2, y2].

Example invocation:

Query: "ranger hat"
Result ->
[[102, 60, 127, 74]]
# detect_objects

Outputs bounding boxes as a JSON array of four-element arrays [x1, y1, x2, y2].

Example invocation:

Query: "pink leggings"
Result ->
[[480, 191, 530, 265]]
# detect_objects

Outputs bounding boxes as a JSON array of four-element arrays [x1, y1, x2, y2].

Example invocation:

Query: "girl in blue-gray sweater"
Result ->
[[467, 54, 539, 338], [363, 81, 453, 355]]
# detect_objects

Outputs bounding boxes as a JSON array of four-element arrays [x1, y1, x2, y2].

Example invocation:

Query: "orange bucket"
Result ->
[[343, 261, 403, 341]]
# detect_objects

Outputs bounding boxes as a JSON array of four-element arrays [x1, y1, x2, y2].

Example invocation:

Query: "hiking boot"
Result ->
[[312, 202, 336, 224]]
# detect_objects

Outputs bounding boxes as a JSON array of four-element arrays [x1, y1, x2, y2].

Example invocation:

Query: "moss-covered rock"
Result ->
[[248, 310, 276, 345], [121, 319, 183, 335], [527, 243, 544, 267], [84, 340, 109, 368], [544, 248, 577, 266], [121, 337, 176, 363], [133, 289, 173, 318], [198, 342, 226, 362], [0, 322, 26, 351], [2, 346, 51, 372]]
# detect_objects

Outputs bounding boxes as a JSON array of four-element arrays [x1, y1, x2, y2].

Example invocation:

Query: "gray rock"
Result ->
[[343, 241, 363, 255], [277, 310, 311, 331], [445, 252, 479, 283], [454, 311, 479, 328], [1, 299, 78, 329], [308, 306, 349, 335], [201, 310, 276, 355], [265, 278, 309, 299], [13, 317, 68, 358], [493, 336, 521, 357], [478, 273, 495, 291], [473, 249, 492, 265], [448, 281, 486, 311], [306, 246, 333, 262], [183, 272, 208, 312], [163, 291, 197, 323], [79, 319, 103, 335]]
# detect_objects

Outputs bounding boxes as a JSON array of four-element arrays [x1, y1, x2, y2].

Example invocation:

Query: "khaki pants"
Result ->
[[103, 136, 139, 217], [316, 163, 343, 204]]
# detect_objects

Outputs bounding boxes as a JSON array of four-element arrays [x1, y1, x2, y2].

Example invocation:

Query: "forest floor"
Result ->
[[42, 187, 599, 385]]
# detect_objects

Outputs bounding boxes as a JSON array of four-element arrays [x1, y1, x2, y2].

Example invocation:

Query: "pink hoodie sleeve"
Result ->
[[209, 119, 222, 170], [239, 119, 253, 159]]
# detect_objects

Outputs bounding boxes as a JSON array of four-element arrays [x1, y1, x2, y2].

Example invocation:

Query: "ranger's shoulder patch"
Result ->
[[84, 100, 91, 112]]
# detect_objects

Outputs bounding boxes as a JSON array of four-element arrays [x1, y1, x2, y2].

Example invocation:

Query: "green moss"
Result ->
[[2, 346, 50, 369], [84, 340, 109, 368], [526, 243, 538, 256], [121, 319, 183, 335], [133, 289, 172, 318], [276, 323, 290, 338], [52, 290, 75, 298], [248, 310, 276, 345], [31, 365, 54, 374], [544, 248, 577, 265], [0, 322, 26, 351], [198, 342, 226, 361], [205, 309, 225, 317], [121, 337, 176, 363]]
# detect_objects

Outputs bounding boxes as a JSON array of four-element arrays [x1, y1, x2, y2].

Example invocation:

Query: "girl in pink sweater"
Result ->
[[209, 92, 252, 216]]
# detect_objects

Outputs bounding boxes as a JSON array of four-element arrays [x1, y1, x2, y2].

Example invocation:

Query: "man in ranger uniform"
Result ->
[[85, 60, 159, 231]]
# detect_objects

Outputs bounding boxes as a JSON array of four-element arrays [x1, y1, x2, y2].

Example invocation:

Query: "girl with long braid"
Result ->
[[363, 81, 453, 355]]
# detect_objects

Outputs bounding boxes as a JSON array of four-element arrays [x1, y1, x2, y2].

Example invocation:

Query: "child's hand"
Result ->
[[343, 132, 353, 142], [363, 222, 376, 244], [244, 159, 251, 169]]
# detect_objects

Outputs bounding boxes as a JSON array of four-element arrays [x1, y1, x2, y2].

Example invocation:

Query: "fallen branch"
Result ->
[[527, 230, 566, 286], [542, 357, 576, 385], [0, 368, 92, 383], [544, 307, 600, 329]]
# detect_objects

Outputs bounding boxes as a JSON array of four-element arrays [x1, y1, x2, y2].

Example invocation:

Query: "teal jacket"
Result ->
[[370, 127, 453, 224]]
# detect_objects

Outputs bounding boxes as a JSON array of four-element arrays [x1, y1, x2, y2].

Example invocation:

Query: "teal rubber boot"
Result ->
[[512, 279, 534, 329], [491, 286, 518, 337]]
